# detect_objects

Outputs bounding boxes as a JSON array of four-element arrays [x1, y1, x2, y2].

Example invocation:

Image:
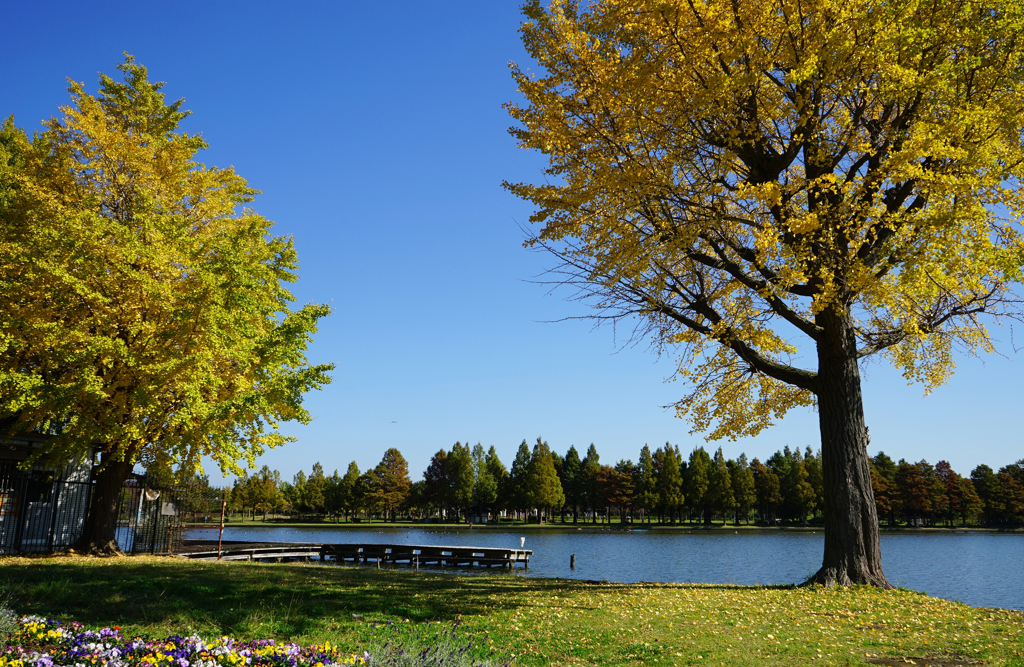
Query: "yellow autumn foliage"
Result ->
[[506, 0, 1024, 439], [0, 56, 332, 478]]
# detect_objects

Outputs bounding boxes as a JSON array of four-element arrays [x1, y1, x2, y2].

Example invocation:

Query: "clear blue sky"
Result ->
[[2, 1, 1020, 485]]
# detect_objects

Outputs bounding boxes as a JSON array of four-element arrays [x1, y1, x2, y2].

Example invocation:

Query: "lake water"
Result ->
[[184, 524, 1024, 611]]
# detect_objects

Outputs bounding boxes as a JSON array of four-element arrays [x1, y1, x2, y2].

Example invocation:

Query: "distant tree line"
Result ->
[[868, 454, 1024, 529], [219, 441, 1024, 529]]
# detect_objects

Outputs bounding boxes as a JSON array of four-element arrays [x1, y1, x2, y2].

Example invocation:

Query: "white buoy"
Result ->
[[520, 536, 526, 548]]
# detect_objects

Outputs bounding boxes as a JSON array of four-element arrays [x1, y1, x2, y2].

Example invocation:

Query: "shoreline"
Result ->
[[185, 521, 1020, 535]]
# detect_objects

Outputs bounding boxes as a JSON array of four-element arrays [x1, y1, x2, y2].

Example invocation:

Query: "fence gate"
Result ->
[[115, 474, 185, 554]]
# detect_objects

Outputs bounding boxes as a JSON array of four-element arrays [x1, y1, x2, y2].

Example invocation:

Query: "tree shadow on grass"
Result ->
[[0, 558, 594, 640]]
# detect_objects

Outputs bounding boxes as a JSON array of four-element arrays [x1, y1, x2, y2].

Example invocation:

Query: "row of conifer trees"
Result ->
[[225, 440, 1024, 528]]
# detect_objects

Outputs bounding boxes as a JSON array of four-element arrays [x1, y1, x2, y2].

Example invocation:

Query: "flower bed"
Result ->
[[1, 616, 366, 667]]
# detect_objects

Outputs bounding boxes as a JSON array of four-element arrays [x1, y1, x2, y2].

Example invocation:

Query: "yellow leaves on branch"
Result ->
[[0, 56, 332, 476], [507, 0, 1024, 438]]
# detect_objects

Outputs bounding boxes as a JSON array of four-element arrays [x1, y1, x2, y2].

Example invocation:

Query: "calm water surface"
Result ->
[[185, 525, 1024, 611]]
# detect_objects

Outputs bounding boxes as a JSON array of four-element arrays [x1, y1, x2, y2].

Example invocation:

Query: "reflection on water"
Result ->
[[184, 525, 1024, 611]]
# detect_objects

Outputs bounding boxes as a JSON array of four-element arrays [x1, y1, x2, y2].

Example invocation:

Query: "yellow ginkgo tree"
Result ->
[[0, 57, 333, 554], [506, 0, 1024, 586]]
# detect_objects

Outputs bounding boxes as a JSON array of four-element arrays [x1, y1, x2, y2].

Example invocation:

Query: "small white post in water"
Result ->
[[520, 536, 526, 548]]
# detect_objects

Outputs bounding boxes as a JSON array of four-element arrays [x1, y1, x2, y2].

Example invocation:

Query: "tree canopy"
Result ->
[[471, 443, 499, 517], [365, 448, 412, 521], [525, 437, 565, 521], [0, 56, 332, 551], [507, 0, 1024, 586]]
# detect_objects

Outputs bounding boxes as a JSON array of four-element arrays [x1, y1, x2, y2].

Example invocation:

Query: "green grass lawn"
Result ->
[[2, 555, 1022, 666]]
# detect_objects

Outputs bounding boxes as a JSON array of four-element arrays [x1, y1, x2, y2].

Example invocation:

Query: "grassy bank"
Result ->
[[1, 556, 1022, 666]]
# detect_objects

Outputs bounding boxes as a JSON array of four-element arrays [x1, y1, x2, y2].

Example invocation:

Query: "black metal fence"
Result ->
[[0, 460, 93, 554], [0, 461, 223, 555]]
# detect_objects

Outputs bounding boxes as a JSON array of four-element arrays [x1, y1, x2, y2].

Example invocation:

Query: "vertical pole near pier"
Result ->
[[217, 499, 226, 561], [570, 554, 575, 569]]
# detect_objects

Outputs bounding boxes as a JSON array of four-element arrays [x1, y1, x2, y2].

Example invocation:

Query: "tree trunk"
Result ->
[[73, 457, 134, 555], [812, 308, 892, 588]]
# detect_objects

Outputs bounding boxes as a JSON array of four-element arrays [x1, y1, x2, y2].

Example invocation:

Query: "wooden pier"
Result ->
[[180, 542, 532, 569], [321, 543, 531, 568]]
